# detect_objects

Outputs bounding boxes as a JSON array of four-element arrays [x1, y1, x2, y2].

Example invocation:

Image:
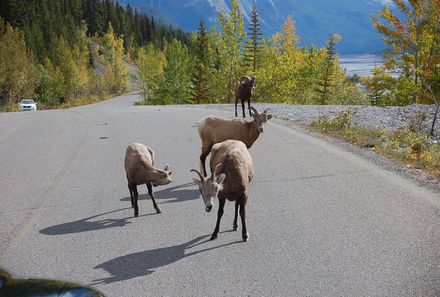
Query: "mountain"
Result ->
[[118, 0, 391, 54]]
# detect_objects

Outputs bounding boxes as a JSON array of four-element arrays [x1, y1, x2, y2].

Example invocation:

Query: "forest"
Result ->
[[0, 0, 439, 110]]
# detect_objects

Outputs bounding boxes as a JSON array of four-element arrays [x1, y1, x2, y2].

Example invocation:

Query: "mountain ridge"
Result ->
[[119, 0, 389, 54]]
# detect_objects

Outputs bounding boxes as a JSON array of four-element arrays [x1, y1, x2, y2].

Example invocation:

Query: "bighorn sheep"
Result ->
[[191, 140, 254, 241], [235, 75, 256, 118], [124, 143, 172, 217], [198, 106, 272, 176]]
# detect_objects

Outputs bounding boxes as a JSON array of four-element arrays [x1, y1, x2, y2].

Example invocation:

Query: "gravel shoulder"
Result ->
[[188, 103, 440, 194]]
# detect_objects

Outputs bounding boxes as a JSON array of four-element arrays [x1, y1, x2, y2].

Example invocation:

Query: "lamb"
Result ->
[[198, 106, 272, 176], [124, 143, 172, 217], [191, 140, 254, 241], [235, 75, 256, 118]]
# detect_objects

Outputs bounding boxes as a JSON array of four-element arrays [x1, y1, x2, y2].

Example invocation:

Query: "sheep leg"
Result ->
[[211, 198, 226, 240], [241, 100, 246, 118], [147, 182, 161, 214], [233, 200, 239, 231], [128, 183, 135, 208], [235, 98, 238, 117], [199, 144, 212, 177], [133, 185, 139, 217], [248, 99, 252, 117], [239, 200, 249, 241]]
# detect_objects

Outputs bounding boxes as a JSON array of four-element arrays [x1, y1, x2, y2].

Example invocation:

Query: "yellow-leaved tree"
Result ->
[[136, 43, 165, 104], [369, 0, 440, 104], [218, 0, 246, 103], [102, 23, 128, 94], [0, 22, 38, 105]]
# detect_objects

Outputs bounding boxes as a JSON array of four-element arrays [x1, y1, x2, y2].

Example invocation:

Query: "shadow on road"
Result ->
[[91, 235, 241, 285], [120, 182, 199, 204], [39, 208, 140, 235]]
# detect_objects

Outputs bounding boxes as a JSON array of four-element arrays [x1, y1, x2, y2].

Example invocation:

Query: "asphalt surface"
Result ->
[[1, 93, 440, 297]]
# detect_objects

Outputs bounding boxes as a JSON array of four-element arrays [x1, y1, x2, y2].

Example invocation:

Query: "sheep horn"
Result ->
[[239, 76, 250, 83], [190, 169, 204, 180], [249, 106, 258, 116]]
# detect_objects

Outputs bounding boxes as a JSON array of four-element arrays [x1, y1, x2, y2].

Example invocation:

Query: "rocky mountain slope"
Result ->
[[119, 0, 392, 54]]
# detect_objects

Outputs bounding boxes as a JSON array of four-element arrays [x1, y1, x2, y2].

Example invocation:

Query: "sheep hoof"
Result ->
[[242, 233, 249, 242], [156, 208, 162, 214], [210, 234, 218, 241], [233, 225, 238, 231]]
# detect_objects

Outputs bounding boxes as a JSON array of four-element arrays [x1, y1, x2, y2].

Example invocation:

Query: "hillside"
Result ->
[[118, 0, 390, 54]]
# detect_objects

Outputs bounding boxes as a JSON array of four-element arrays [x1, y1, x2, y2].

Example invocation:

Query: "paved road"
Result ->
[[1, 93, 440, 297]]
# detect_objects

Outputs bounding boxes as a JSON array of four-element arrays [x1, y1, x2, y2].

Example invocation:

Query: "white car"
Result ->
[[19, 99, 37, 111]]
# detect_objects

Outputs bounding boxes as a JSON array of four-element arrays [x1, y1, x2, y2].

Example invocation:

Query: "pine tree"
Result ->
[[191, 20, 210, 104], [318, 34, 341, 105], [243, 5, 262, 74]]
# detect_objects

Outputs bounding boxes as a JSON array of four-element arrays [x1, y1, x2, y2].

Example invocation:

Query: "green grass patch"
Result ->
[[309, 108, 440, 178]]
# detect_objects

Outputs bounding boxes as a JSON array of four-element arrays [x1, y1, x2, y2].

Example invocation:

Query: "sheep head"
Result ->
[[152, 164, 172, 187], [250, 75, 256, 87], [250, 106, 273, 133], [191, 165, 225, 213]]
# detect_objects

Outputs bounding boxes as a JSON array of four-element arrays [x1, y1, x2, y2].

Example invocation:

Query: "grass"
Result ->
[[308, 108, 440, 178]]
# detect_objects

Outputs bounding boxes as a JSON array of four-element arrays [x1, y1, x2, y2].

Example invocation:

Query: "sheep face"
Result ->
[[192, 166, 225, 213], [152, 164, 172, 187], [250, 76, 256, 88], [251, 107, 273, 133]]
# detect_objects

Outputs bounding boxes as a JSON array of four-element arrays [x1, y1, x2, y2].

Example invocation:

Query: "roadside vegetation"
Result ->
[[309, 108, 440, 178], [2, 0, 439, 110], [0, 0, 188, 110], [0, 0, 367, 111]]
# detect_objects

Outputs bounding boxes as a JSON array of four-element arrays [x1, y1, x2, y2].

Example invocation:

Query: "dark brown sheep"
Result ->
[[235, 75, 256, 118]]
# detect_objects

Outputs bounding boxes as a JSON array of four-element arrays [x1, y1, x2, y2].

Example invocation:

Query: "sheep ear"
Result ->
[[215, 174, 225, 184], [163, 164, 170, 171], [264, 109, 273, 119], [193, 178, 201, 186]]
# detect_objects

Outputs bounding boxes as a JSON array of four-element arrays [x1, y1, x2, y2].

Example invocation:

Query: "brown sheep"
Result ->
[[235, 75, 256, 118], [124, 143, 172, 217], [198, 106, 272, 176], [191, 140, 254, 241]]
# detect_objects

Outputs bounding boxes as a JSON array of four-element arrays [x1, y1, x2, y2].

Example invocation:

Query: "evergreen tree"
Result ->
[[318, 34, 341, 105], [191, 20, 210, 104], [243, 5, 262, 74]]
